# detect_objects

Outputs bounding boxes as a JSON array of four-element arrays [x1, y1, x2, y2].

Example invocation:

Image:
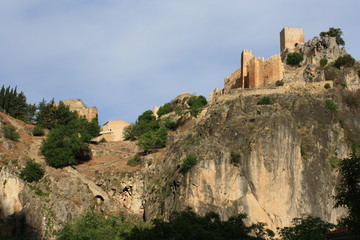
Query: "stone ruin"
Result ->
[[60, 99, 98, 121], [219, 27, 349, 96]]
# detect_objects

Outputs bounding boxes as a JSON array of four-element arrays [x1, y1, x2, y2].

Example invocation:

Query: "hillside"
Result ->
[[1, 29, 360, 239]]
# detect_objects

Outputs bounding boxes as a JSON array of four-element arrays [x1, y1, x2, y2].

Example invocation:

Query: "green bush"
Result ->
[[320, 58, 328, 67], [325, 99, 338, 111], [286, 52, 304, 66], [56, 210, 150, 240], [136, 126, 168, 152], [324, 83, 331, 89], [275, 80, 284, 86], [41, 119, 93, 168], [188, 95, 207, 117], [20, 161, 45, 182], [127, 154, 142, 167], [127, 208, 274, 240], [157, 103, 173, 117], [180, 155, 198, 174], [278, 216, 335, 240], [3, 125, 20, 141], [257, 96, 271, 105], [163, 119, 177, 130], [230, 152, 241, 166], [32, 125, 45, 136], [123, 110, 159, 140], [358, 69, 360, 78], [333, 54, 355, 69], [320, 27, 345, 46]]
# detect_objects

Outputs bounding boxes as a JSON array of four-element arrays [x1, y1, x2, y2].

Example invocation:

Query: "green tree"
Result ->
[[32, 125, 45, 136], [335, 156, 360, 235], [56, 210, 149, 240], [136, 126, 168, 152], [333, 55, 355, 69], [157, 103, 173, 117], [124, 110, 160, 140], [278, 216, 335, 240], [286, 52, 304, 66], [0, 85, 31, 121], [187, 95, 207, 117], [41, 119, 92, 168], [127, 208, 273, 240], [320, 27, 345, 46], [20, 161, 45, 182]]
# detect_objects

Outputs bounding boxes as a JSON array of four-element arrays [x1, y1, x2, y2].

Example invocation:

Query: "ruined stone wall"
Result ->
[[280, 27, 304, 52], [61, 99, 98, 121], [224, 68, 241, 93]]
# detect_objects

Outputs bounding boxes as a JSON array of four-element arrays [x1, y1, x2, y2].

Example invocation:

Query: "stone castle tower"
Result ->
[[280, 27, 304, 52], [224, 27, 304, 92]]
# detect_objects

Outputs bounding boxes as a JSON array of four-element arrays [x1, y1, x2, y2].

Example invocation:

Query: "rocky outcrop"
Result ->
[[299, 36, 347, 65], [60, 99, 98, 121], [143, 91, 359, 230]]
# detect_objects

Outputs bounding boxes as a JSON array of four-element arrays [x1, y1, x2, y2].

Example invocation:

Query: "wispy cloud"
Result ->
[[0, 0, 359, 123]]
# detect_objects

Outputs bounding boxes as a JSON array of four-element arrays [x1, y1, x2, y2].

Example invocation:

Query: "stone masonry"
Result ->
[[224, 27, 304, 92]]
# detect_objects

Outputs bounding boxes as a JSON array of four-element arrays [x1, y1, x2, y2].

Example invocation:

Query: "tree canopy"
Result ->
[[278, 216, 335, 240], [335, 156, 360, 235], [0, 85, 36, 122], [320, 27, 345, 46]]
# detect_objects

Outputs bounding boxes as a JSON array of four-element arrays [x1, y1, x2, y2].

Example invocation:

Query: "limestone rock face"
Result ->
[[144, 92, 357, 231], [300, 36, 347, 65], [0, 168, 24, 217]]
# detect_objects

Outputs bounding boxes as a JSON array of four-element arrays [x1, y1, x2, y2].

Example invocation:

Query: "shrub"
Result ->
[[56, 210, 150, 240], [230, 152, 241, 166], [127, 154, 142, 167], [187, 95, 207, 117], [123, 110, 159, 140], [136, 126, 168, 152], [320, 58, 328, 67], [358, 69, 360, 78], [157, 103, 173, 117], [3, 125, 20, 141], [325, 99, 338, 111], [275, 80, 284, 86], [126, 208, 275, 240], [163, 119, 177, 130], [324, 83, 331, 89], [333, 54, 355, 69], [20, 161, 45, 182], [257, 96, 271, 105], [180, 155, 197, 174], [286, 52, 304, 66], [278, 216, 335, 240], [32, 125, 45, 136], [41, 120, 92, 168], [320, 27, 345, 46]]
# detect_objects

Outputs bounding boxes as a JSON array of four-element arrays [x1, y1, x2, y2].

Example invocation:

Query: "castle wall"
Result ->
[[241, 50, 253, 88], [263, 54, 284, 85], [280, 27, 304, 52]]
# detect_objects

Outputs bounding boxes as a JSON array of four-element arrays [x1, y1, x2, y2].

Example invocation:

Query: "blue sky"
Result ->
[[1, 0, 359, 124]]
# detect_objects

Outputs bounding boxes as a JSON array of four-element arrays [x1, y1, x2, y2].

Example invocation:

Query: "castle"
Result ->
[[224, 27, 304, 92]]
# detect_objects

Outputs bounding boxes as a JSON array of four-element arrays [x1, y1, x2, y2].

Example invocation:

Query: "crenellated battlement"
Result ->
[[223, 27, 303, 92]]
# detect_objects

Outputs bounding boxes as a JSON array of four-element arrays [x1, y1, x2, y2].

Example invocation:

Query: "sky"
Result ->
[[0, 0, 359, 124]]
